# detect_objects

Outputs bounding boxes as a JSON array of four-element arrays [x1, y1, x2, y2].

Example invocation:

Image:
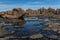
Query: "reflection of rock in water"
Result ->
[[0, 18, 60, 40], [14, 20, 25, 28]]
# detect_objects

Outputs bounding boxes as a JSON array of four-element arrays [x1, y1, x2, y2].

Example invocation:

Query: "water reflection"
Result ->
[[5, 17, 51, 37]]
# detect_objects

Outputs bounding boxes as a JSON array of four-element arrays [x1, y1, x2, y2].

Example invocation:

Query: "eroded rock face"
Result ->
[[0, 8, 25, 19], [0, 8, 60, 19], [25, 8, 60, 18], [0, 12, 5, 15], [26, 9, 40, 17]]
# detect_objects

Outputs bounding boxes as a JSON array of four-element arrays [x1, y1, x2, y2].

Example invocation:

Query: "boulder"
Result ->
[[47, 35, 58, 39], [0, 8, 25, 19], [0, 29, 15, 38], [30, 33, 43, 39]]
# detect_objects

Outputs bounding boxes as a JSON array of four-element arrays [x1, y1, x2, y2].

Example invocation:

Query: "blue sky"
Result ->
[[0, 0, 60, 11]]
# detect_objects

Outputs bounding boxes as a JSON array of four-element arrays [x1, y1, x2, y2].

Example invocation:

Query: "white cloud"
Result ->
[[0, 1, 60, 11], [0, 4, 19, 11], [19, 4, 60, 10], [27, 1, 41, 4]]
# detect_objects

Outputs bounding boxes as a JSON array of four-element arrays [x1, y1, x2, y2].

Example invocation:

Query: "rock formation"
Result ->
[[0, 8, 60, 19], [26, 9, 40, 17], [0, 8, 25, 19], [56, 9, 60, 15], [0, 8, 60, 40]]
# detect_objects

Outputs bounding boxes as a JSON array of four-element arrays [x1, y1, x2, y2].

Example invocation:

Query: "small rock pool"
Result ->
[[5, 17, 56, 37]]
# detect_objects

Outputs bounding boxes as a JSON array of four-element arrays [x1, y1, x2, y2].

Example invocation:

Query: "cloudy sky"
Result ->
[[0, 0, 60, 11]]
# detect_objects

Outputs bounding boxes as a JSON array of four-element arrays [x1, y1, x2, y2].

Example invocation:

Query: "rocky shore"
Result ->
[[0, 8, 60, 40], [0, 8, 60, 19]]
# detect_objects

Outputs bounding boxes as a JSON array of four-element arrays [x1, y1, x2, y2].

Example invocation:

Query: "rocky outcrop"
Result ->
[[56, 9, 60, 15], [25, 8, 60, 18], [44, 21, 60, 32], [0, 8, 25, 19], [0, 8, 60, 19], [26, 9, 40, 17]]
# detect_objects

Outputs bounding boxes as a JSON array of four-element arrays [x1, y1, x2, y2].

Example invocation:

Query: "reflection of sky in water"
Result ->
[[5, 17, 55, 36], [24, 17, 39, 20], [5, 21, 46, 36]]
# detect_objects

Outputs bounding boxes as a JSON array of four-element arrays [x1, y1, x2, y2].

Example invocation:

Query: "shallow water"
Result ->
[[5, 17, 55, 37]]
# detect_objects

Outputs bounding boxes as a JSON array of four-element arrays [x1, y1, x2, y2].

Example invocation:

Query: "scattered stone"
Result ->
[[0, 29, 14, 38], [47, 35, 58, 39], [58, 30, 60, 34], [43, 28, 51, 30], [30, 33, 43, 39]]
